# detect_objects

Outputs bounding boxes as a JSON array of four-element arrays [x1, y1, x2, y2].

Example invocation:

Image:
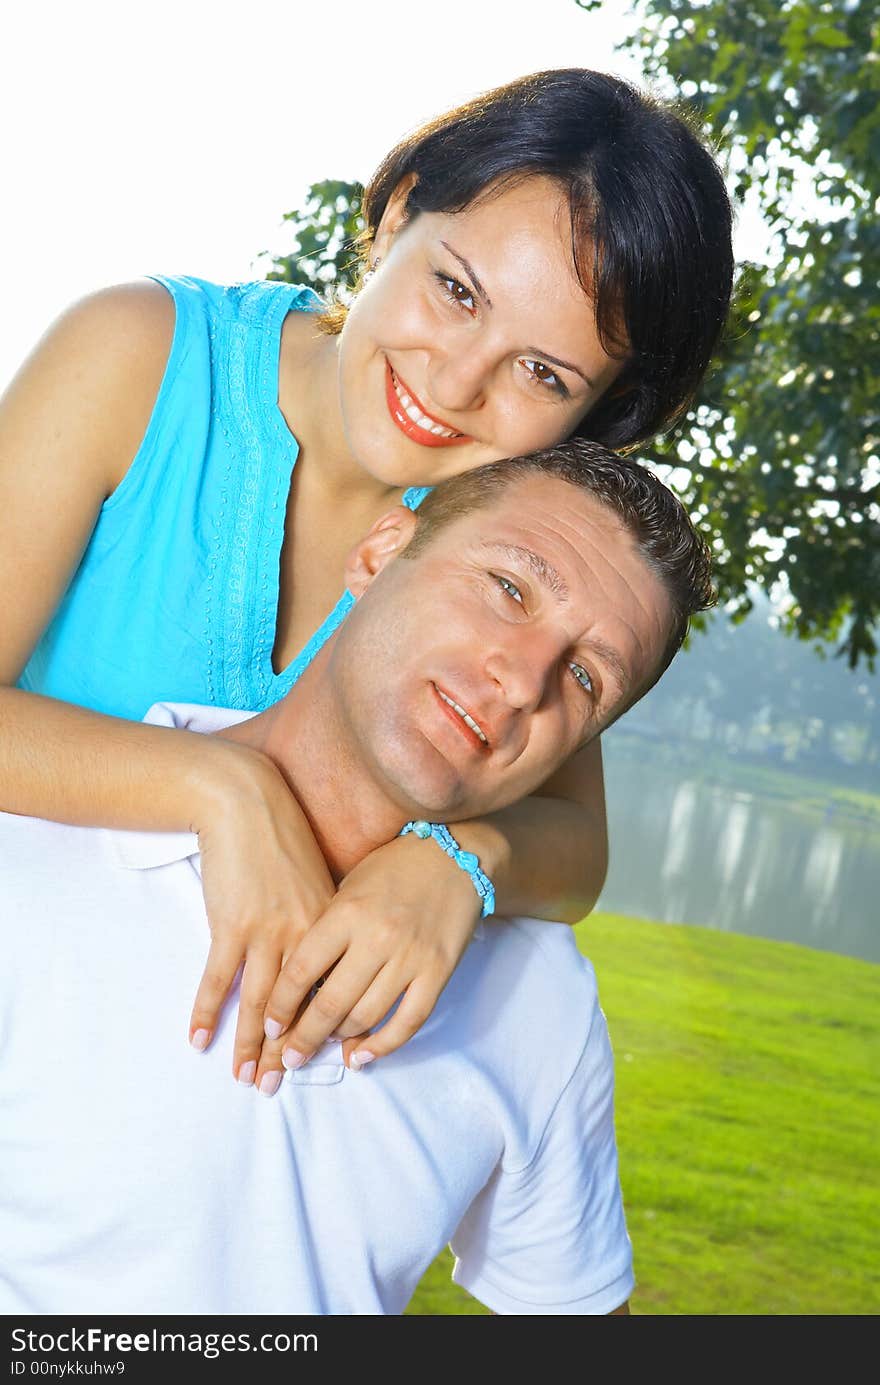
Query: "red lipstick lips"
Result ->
[[385, 363, 472, 449]]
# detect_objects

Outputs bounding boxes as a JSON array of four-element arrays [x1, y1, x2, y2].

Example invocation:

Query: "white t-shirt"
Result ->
[[0, 705, 633, 1316]]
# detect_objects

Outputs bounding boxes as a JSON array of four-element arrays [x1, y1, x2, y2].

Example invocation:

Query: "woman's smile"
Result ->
[[385, 362, 473, 449]]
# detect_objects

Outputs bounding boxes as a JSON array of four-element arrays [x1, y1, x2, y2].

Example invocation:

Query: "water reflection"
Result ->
[[598, 751, 879, 964]]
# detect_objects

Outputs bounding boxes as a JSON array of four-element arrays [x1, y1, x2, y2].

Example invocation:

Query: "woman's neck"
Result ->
[[278, 312, 400, 507]]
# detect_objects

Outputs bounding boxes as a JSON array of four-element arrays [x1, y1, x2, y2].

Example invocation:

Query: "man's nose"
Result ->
[[484, 631, 558, 713]]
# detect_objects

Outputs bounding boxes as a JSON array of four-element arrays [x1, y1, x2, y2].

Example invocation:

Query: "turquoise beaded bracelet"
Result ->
[[399, 821, 496, 918]]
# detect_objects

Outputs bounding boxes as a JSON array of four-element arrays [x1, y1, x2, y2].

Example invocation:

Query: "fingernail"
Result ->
[[349, 1050, 376, 1073], [259, 1071, 283, 1097], [282, 1048, 307, 1071], [237, 1060, 256, 1087], [190, 1028, 211, 1052], [264, 1018, 284, 1040]]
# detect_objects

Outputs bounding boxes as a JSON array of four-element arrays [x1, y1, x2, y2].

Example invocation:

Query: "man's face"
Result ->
[[330, 474, 673, 820]]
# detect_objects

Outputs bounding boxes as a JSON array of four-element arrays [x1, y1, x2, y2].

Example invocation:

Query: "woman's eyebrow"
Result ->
[[440, 241, 493, 308], [524, 347, 596, 391], [440, 240, 595, 389]]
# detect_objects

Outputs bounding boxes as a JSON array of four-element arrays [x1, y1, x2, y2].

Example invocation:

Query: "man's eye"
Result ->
[[435, 272, 476, 314], [569, 662, 593, 695], [518, 357, 567, 398], [493, 574, 523, 604]]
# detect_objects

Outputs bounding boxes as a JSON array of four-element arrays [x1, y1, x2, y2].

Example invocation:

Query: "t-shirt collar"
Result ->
[[106, 703, 490, 941], [105, 702, 256, 872]]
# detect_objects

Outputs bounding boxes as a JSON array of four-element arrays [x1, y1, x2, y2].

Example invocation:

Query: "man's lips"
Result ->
[[430, 682, 491, 754], [385, 363, 473, 449]]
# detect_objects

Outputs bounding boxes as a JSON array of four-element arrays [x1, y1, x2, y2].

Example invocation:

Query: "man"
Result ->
[[0, 444, 714, 1315]]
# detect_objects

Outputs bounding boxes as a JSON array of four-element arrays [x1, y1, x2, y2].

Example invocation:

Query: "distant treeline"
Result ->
[[620, 602, 879, 786]]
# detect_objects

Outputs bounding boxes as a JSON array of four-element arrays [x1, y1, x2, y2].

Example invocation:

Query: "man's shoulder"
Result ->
[[458, 916, 604, 1089], [481, 915, 599, 1012]]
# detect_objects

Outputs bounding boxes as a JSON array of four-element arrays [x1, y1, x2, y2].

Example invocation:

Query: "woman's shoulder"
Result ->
[[6, 281, 177, 497], [46, 278, 175, 366], [146, 273, 323, 327], [41, 273, 321, 351]]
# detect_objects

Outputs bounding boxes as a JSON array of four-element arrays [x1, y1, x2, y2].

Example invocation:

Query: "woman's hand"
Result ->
[[253, 833, 483, 1090], [188, 748, 336, 1085]]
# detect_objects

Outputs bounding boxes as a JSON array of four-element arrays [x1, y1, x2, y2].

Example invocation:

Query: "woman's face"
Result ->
[[335, 176, 627, 488]]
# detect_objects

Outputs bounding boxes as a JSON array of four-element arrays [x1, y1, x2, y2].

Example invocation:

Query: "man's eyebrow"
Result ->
[[482, 537, 634, 692], [481, 541, 632, 698], [479, 541, 569, 598], [581, 636, 630, 701], [439, 241, 596, 390]]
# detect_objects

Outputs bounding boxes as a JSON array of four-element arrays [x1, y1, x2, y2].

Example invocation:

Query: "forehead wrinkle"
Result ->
[[530, 504, 663, 634], [477, 540, 569, 599]]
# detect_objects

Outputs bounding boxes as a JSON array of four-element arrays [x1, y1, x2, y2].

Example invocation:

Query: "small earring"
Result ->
[[362, 256, 381, 286]]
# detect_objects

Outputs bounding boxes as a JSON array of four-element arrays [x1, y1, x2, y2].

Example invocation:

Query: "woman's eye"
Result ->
[[569, 662, 594, 695], [436, 272, 476, 315], [518, 357, 568, 398], [493, 574, 524, 605]]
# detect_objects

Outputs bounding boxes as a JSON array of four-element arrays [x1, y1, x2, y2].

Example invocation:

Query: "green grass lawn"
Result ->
[[406, 913, 880, 1316]]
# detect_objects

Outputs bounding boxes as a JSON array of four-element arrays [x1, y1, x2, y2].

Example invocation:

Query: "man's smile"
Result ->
[[431, 682, 491, 752]]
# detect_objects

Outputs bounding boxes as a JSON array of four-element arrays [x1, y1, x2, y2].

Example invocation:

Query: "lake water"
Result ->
[[596, 744, 880, 965]]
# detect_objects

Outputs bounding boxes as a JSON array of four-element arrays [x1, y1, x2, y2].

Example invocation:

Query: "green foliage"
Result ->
[[265, 179, 365, 297], [612, 0, 880, 668]]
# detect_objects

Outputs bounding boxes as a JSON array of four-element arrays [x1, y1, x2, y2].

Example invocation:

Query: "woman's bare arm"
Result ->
[[0, 281, 175, 687], [0, 285, 338, 1082], [0, 283, 266, 829], [449, 738, 609, 925]]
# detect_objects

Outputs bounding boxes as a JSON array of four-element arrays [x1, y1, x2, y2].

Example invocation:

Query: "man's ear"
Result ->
[[344, 506, 419, 598], [371, 173, 419, 262]]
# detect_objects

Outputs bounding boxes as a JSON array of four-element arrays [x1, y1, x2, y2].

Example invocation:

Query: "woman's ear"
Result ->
[[344, 506, 419, 598], [371, 173, 419, 262]]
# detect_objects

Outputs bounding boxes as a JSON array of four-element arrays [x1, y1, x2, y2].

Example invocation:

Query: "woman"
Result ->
[[0, 69, 733, 1093]]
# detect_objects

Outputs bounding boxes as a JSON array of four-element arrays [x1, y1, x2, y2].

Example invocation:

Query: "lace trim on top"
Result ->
[[209, 280, 432, 710]]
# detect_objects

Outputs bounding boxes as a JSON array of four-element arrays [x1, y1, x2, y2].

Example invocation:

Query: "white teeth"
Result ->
[[437, 688, 488, 744], [392, 373, 459, 438]]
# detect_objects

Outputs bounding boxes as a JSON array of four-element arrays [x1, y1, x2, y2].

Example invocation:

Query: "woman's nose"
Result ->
[[426, 345, 492, 416]]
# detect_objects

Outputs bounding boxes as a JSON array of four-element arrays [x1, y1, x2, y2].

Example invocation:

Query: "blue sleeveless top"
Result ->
[[19, 275, 431, 720]]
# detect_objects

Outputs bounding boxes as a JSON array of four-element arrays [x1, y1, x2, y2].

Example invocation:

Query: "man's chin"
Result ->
[[381, 767, 470, 822]]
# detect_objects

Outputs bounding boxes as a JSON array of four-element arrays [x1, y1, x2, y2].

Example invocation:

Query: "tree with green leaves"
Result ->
[[266, 1, 878, 666], [581, 0, 879, 668], [264, 179, 365, 297]]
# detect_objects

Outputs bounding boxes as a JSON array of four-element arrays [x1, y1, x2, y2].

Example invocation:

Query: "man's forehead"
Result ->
[[456, 474, 632, 569]]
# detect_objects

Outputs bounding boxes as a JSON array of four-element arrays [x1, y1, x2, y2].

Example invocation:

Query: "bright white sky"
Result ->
[[0, 0, 764, 392]]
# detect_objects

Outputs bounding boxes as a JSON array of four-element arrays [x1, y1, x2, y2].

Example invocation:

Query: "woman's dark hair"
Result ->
[[328, 69, 734, 453]]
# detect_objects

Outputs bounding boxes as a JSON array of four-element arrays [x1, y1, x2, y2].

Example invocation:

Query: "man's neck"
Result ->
[[215, 646, 408, 879]]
